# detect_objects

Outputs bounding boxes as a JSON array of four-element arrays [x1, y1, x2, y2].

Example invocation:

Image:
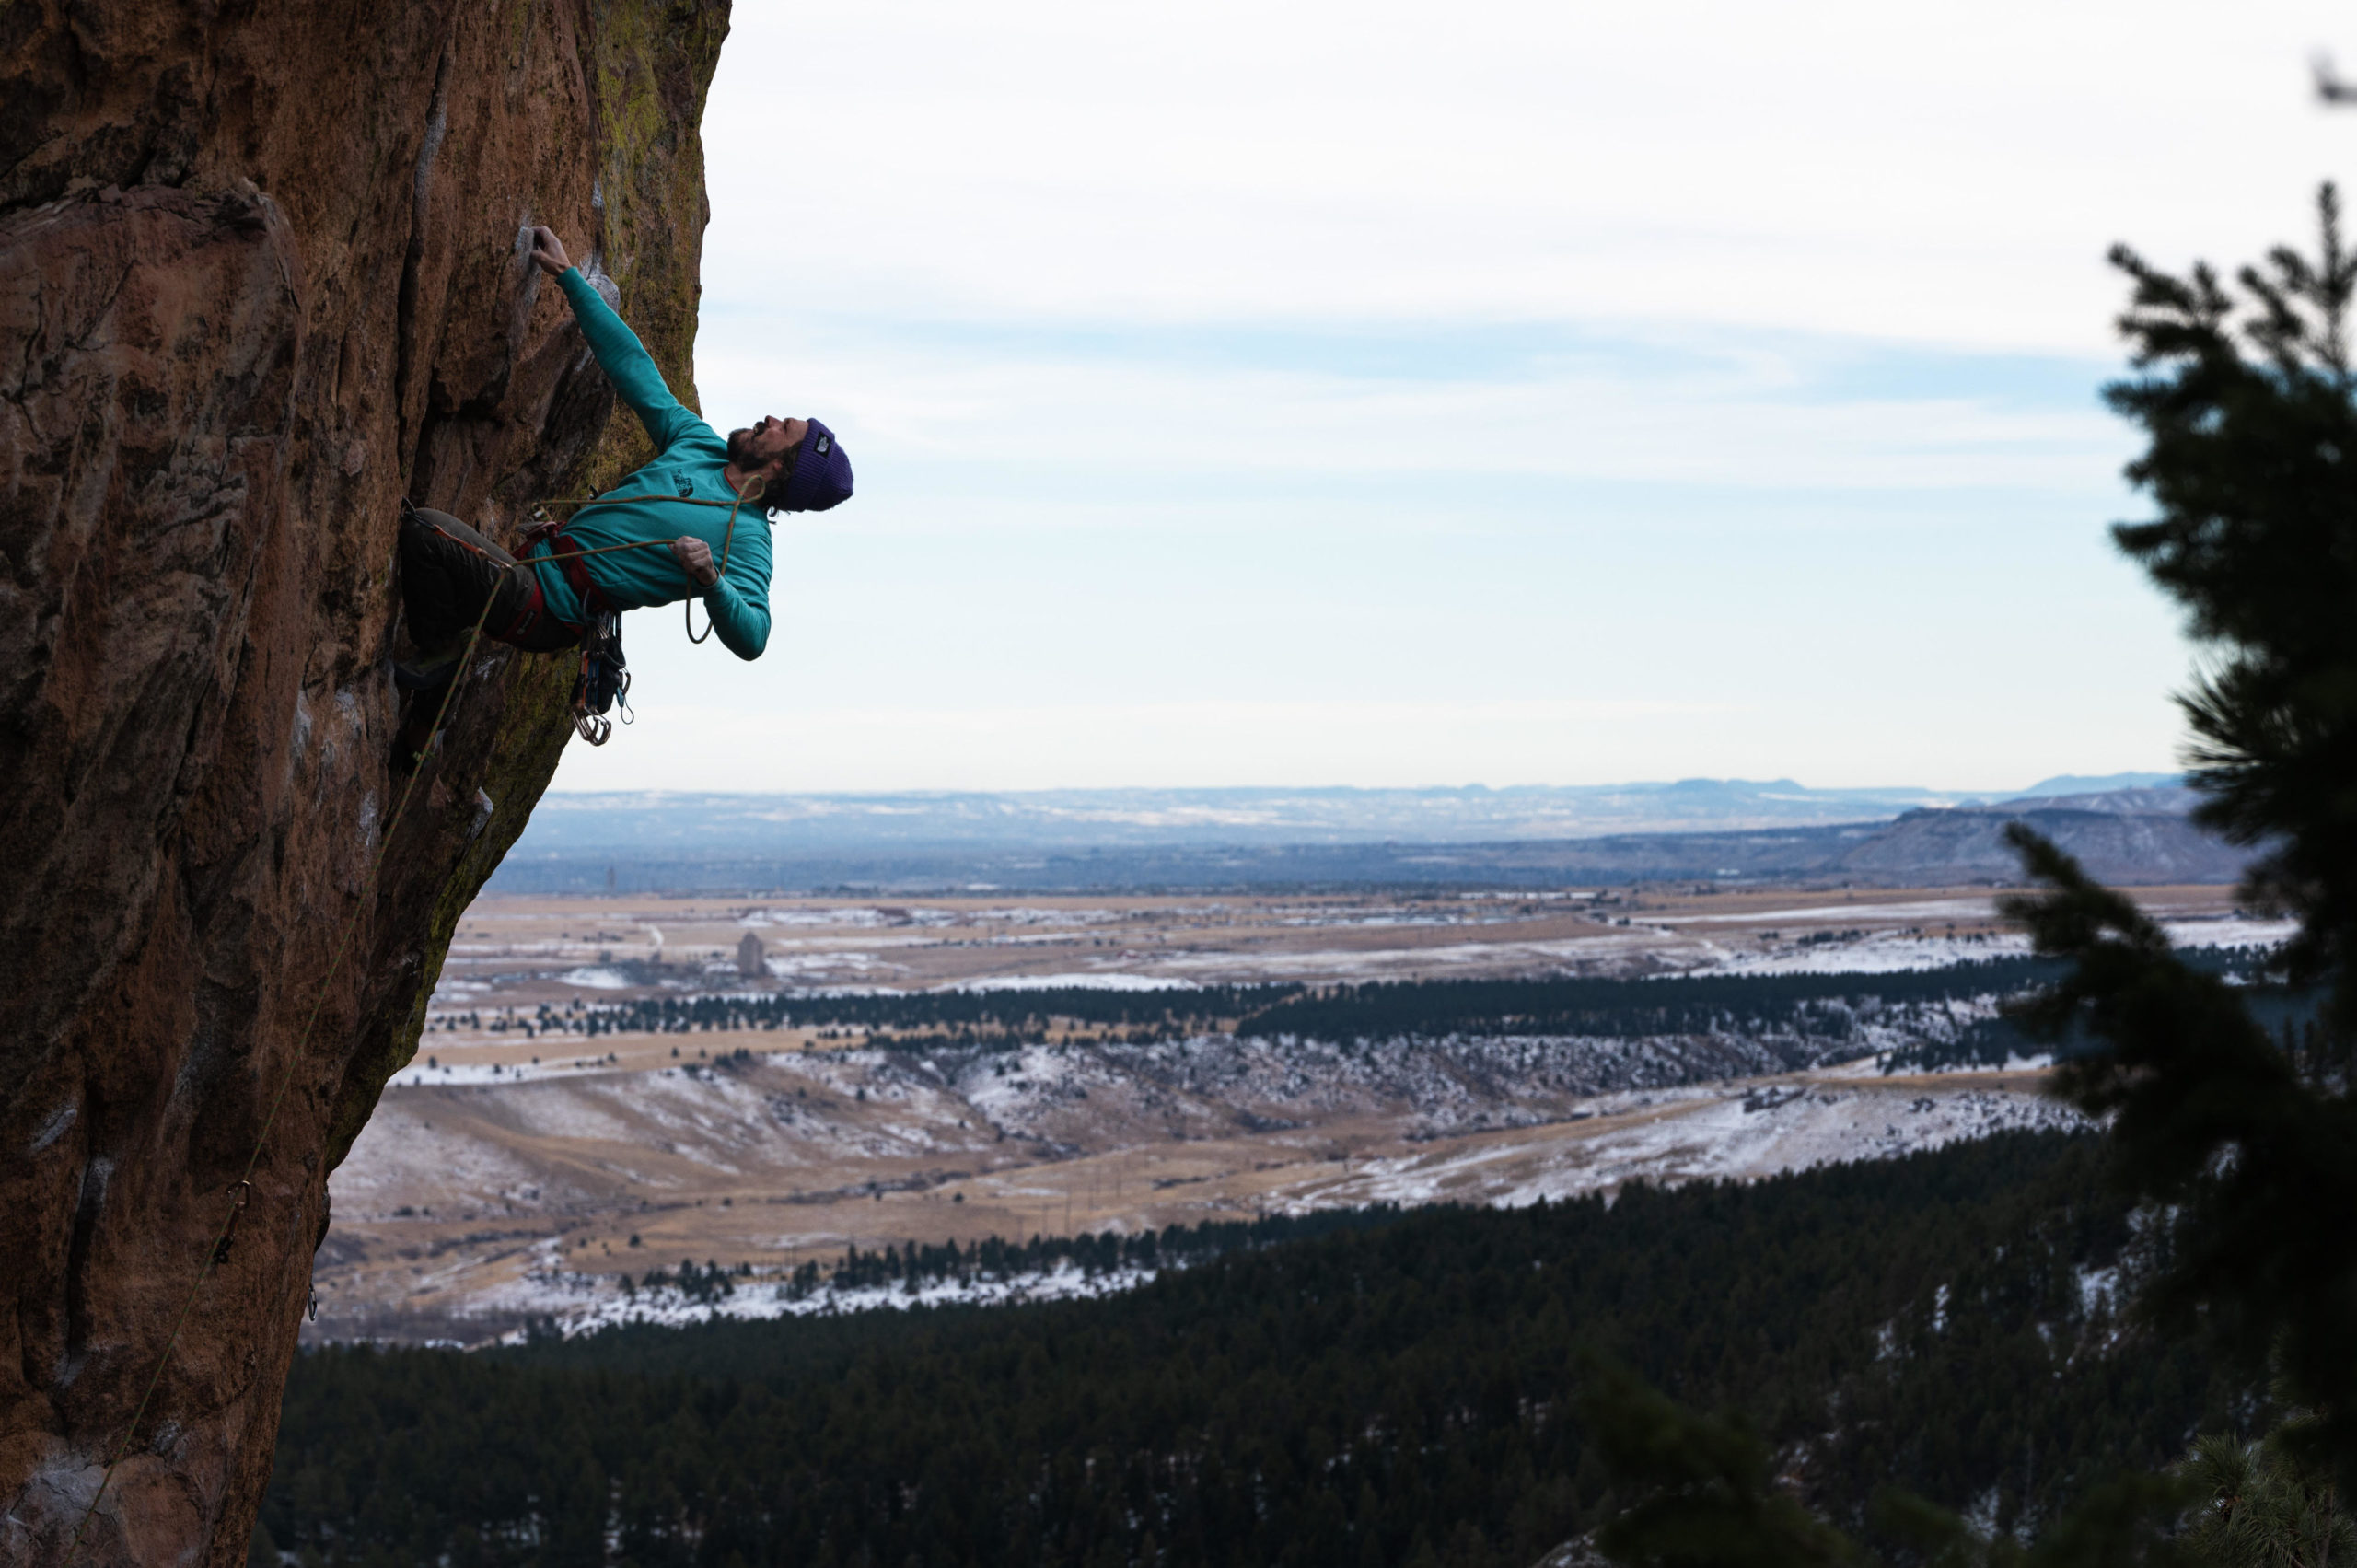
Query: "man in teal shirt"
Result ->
[[395, 226, 853, 684]]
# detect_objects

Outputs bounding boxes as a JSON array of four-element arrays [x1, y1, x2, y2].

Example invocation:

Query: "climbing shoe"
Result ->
[[390, 719, 438, 778], [394, 649, 463, 693]]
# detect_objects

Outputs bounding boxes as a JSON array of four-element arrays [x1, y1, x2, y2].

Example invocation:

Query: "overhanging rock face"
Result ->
[[0, 3, 729, 1560]]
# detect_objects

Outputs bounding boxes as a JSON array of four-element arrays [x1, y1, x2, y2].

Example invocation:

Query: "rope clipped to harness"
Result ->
[[527, 471, 765, 647], [512, 473, 763, 739], [417, 473, 767, 747], [415, 512, 629, 747]]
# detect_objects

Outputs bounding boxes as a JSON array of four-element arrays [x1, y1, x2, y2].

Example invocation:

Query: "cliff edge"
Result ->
[[0, 2, 730, 1561]]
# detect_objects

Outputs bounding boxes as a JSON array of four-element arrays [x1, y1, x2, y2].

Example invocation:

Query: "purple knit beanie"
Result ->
[[776, 419, 853, 512]]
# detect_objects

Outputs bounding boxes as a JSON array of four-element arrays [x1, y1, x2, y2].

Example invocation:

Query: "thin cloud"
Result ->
[[551, 0, 2305, 793]]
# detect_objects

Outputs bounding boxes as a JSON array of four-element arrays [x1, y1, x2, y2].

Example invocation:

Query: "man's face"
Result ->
[[727, 415, 807, 473]]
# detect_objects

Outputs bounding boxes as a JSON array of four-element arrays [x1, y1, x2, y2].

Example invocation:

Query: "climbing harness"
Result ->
[[406, 473, 757, 745], [517, 475, 761, 735], [528, 474, 759, 647], [60, 477, 762, 1563]]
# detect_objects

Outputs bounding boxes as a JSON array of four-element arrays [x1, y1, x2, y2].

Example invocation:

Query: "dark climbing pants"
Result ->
[[398, 507, 580, 654]]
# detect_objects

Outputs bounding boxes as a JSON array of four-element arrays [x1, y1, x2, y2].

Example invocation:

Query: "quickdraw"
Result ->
[[210, 1180, 252, 1266], [571, 609, 630, 746]]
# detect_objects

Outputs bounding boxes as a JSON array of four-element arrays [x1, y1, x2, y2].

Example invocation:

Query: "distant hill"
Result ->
[[506, 782, 1968, 859], [1995, 785, 2195, 815], [2015, 771, 2182, 797], [489, 780, 2247, 893], [1829, 798, 2240, 885], [506, 778, 2169, 859]]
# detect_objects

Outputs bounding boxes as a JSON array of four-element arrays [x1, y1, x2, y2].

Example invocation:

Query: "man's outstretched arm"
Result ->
[[530, 226, 704, 454]]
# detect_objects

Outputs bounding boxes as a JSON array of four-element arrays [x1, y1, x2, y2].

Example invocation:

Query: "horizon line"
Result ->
[[532, 773, 2180, 801]]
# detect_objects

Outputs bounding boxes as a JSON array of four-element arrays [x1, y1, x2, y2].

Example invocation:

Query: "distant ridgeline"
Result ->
[[433, 951, 2293, 1074], [485, 778, 2235, 891], [261, 1132, 2252, 1567]]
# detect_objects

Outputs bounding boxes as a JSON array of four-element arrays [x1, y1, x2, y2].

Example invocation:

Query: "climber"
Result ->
[[393, 224, 853, 759]]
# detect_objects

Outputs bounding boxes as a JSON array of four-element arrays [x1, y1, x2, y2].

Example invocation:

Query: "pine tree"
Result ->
[[2007, 183, 2357, 1487], [1579, 186, 2357, 1568], [1576, 1362, 1854, 1568], [2177, 1430, 2356, 1565]]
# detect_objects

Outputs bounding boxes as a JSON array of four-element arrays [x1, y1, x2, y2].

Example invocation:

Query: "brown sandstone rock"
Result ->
[[0, 3, 731, 1562]]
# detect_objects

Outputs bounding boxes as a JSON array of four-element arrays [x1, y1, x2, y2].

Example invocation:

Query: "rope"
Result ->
[[531, 475, 761, 645], [61, 476, 765, 1560]]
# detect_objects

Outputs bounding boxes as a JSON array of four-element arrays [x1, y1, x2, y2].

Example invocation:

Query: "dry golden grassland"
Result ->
[[316, 883, 2247, 1341]]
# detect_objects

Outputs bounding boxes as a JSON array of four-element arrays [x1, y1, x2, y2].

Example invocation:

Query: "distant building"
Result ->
[[737, 930, 766, 980]]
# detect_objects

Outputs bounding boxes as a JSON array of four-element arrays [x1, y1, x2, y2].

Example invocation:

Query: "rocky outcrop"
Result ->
[[1826, 804, 2248, 886], [0, 2, 729, 1562]]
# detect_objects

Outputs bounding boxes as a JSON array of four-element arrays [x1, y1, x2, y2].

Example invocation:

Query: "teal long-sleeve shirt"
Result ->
[[528, 268, 772, 659]]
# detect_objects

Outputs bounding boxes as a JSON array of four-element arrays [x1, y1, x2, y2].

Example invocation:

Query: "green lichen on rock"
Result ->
[[588, 0, 731, 466], [331, 0, 734, 1164]]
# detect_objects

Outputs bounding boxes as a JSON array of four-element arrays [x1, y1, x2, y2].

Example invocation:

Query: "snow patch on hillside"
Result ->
[[437, 1074, 2086, 1342], [950, 973, 1198, 993], [486, 1248, 1161, 1342]]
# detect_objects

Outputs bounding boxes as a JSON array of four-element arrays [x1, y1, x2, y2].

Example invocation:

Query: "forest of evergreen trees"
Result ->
[[432, 984, 1290, 1047], [257, 1132, 2250, 1568], [1237, 961, 2076, 1043], [622, 1210, 1417, 1308], [453, 965, 2087, 1047], [429, 950, 2287, 1078]]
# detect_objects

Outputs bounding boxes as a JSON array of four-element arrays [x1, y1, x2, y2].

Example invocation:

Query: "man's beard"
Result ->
[[726, 426, 795, 509]]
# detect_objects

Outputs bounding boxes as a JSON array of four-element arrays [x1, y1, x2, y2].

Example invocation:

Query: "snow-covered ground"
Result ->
[[426, 884, 2281, 1009], [1671, 918, 2291, 979], [351, 1062, 2084, 1345], [389, 1055, 628, 1088], [949, 973, 1199, 993], [343, 885, 2277, 1343], [484, 1251, 1162, 1342], [1692, 933, 2035, 976], [1348, 1082, 2084, 1210]]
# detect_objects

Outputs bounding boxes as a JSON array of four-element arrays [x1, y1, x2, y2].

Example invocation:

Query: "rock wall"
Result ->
[[0, 2, 730, 1561]]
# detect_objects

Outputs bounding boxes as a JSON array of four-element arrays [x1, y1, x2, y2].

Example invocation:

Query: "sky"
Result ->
[[551, 0, 2357, 795]]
